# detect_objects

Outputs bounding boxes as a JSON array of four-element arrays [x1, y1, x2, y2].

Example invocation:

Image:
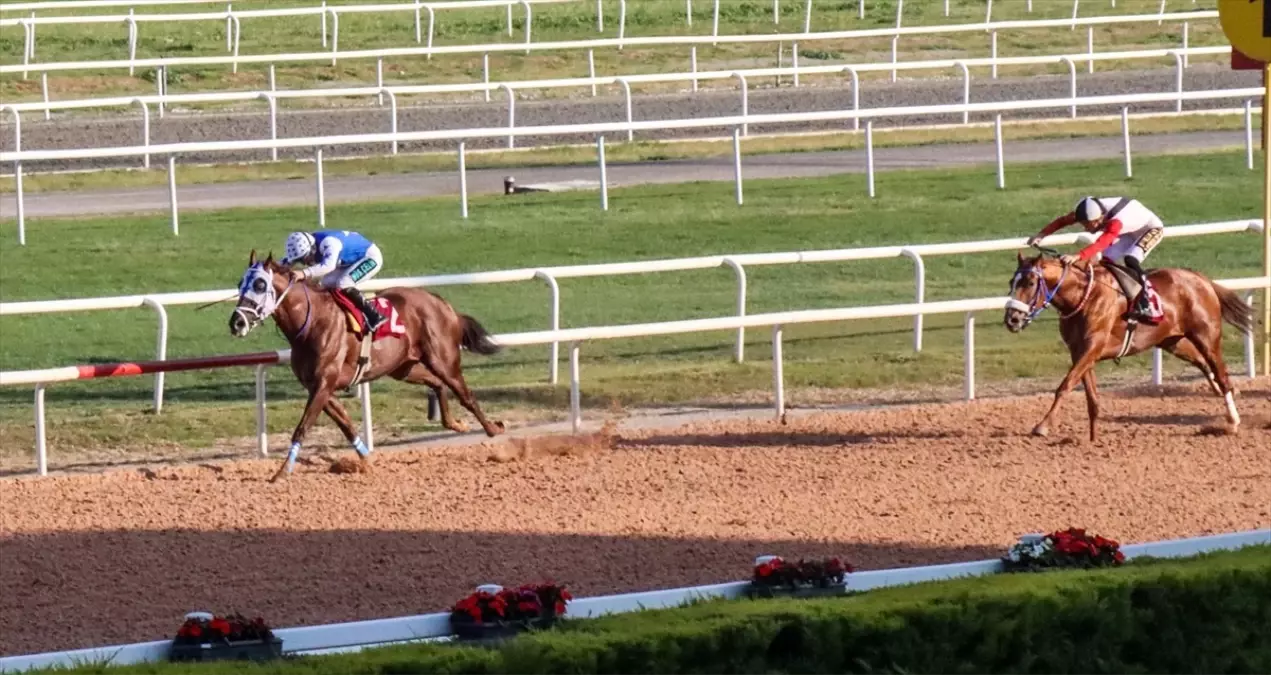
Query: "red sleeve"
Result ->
[[1037, 212, 1077, 238], [1078, 218, 1123, 260]]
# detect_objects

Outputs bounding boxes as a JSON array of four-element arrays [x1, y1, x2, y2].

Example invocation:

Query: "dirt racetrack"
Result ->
[[2, 381, 1269, 657]]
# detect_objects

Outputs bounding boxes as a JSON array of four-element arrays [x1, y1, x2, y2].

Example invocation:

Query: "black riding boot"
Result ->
[[1123, 257, 1153, 319], [343, 287, 385, 332]]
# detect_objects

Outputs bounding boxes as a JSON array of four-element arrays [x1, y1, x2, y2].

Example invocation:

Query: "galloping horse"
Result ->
[[1004, 247, 1254, 441], [229, 251, 505, 481]]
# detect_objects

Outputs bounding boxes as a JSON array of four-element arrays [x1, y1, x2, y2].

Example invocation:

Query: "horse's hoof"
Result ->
[[446, 421, 470, 434], [487, 420, 506, 436], [1031, 425, 1049, 438]]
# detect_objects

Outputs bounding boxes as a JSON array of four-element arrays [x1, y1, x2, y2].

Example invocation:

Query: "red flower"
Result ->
[[208, 618, 231, 638], [1114, 550, 1126, 563], [187, 625, 202, 639], [756, 563, 773, 578]]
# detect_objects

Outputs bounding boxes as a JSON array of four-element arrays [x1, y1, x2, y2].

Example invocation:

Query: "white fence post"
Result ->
[[1246, 100, 1255, 171], [597, 135, 609, 211], [1062, 56, 1078, 118], [732, 127, 743, 205], [995, 113, 1005, 189], [1244, 291, 1257, 377], [901, 249, 925, 351], [865, 120, 875, 197], [255, 364, 268, 456], [964, 313, 976, 400], [845, 66, 860, 130], [1121, 107, 1132, 178], [724, 258, 746, 362], [1087, 25, 1094, 73], [501, 83, 515, 148], [426, 6, 435, 55], [315, 148, 326, 226], [383, 89, 398, 155], [596, 0, 603, 32], [1152, 348, 1163, 385], [617, 77, 633, 142], [34, 384, 47, 476], [458, 141, 468, 219], [569, 342, 581, 432], [537, 271, 562, 385], [167, 156, 178, 236], [690, 46, 697, 92], [712, 0, 720, 43], [359, 382, 374, 453], [956, 61, 970, 123], [1173, 51, 1184, 113], [41, 72, 49, 120], [618, 0, 626, 47], [259, 93, 278, 161], [13, 159, 24, 246], [141, 298, 168, 413], [732, 72, 748, 135], [771, 324, 785, 421], [133, 98, 150, 169]]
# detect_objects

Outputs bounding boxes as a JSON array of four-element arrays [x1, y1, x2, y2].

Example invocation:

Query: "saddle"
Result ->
[[329, 290, 407, 392], [1100, 260, 1165, 362], [330, 291, 405, 340]]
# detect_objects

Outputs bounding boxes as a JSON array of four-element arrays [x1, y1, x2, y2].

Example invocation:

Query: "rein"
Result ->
[[1011, 260, 1094, 324]]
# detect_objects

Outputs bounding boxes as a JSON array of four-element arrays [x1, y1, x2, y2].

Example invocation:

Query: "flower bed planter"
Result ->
[[747, 555, 853, 600], [169, 613, 281, 663], [449, 583, 571, 644], [169, 637, 284, 663], [1003, 528, 1125, 573]]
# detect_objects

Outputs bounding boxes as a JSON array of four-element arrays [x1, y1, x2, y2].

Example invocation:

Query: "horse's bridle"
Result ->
[[233, 270, 313, 337], [1005, 251, 1095, 327]]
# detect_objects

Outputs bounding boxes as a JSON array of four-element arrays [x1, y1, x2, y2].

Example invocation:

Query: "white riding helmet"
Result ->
[[283, 231, 316, 264], [1074, 197, 1104, 224]]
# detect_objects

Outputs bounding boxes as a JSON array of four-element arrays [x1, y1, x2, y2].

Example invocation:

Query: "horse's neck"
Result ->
[[272, 283, 330, 342], [1048, 265, 1093, 314]]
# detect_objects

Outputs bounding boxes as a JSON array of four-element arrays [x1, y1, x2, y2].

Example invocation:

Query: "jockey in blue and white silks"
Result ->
[[282, 229, 386, 332]]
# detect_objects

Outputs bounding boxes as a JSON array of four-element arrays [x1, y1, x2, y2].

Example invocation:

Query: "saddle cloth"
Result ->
[[330, 291, 407, 340], [1102, 262, 1165, 322]]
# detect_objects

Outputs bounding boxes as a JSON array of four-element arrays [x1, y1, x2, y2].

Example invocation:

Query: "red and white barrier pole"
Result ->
[[2, 349, 290, 476]]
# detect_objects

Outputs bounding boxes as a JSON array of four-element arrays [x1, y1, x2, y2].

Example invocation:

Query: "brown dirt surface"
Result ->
[[2, 382, 1269, 657]]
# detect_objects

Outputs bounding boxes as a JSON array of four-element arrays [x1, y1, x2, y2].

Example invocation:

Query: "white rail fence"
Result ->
[[3, 0, 581, 80], [1, 220, 1262, 403], [1, 10, 1217, 89], [0, 527, 1264, 672], [0, 40, 1233, 145], [3, 88, 1264, 246]]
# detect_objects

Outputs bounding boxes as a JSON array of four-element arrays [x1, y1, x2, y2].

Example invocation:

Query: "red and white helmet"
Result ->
[[283, 231, 315, 264]]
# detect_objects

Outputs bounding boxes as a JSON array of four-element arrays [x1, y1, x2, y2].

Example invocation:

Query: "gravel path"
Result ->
[[3, 380, 1268, 656], [0, 65, 1259, 173]]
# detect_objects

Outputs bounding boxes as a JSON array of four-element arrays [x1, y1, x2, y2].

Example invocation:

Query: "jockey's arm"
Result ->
[[1035, 212, 1078, 239], [1077, 218, 1124, 261], [302, 238, 343, 279]]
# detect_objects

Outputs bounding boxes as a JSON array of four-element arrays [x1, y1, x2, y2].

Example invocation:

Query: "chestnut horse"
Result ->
[[1003, 247, 1254, 441], [229, 251, 505, 481]]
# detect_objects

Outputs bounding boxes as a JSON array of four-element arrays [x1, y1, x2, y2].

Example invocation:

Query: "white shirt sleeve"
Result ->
[[304, 238, 343, 279]]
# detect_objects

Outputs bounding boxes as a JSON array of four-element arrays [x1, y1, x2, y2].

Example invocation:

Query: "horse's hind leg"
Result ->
[[421, 349, 505, 437], [1161, 336, 1223, 397], [324, 398, 373, 467], [1188, 331, 1240, 428], [392, 363, 469, 434]]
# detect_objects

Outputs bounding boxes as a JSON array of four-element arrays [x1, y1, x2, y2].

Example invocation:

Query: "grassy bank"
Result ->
[[0, 111, 1252, 194], [42, 544, 1271, 674], [0, 0, 1228, 105], [0, 149, 1262, 470]]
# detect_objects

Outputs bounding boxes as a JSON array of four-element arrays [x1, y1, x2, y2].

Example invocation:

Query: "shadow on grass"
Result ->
[[0, 527, 1003, 658]]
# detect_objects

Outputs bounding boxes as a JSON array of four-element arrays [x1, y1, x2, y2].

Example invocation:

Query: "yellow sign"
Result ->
[[1219, 0, 1271, 61]]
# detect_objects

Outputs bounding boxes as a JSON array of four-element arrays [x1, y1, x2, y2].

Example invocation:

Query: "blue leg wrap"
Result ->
[[353, 437, 370, 458], [285, 442, 301, 473]]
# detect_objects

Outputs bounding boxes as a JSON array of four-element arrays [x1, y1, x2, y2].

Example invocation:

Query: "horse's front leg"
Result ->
[[269, 380, 336, 483], [1032, 342, 1103, 438]]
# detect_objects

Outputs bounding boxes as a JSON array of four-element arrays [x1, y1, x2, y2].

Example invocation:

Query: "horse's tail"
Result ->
[[1210, 280, 1255, 336], [460, 314, 502, 355]]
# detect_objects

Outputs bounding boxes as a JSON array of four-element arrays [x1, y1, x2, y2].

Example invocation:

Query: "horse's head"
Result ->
[[1003, 249, 1066, 333], [229, 250, 289, 337]]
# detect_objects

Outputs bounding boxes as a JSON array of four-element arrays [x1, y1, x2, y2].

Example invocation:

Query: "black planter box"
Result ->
[[746, 584, 848, 600], [169, 637, 284, 663], [451, 615, 557, 644]]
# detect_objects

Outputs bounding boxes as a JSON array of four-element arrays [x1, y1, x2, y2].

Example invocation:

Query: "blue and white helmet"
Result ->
[[283, 231, 316, 265]]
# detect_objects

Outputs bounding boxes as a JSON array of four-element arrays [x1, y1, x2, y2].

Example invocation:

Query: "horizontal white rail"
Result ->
[[3, 87, 1259, 163], [2, 44, 1232, 116], [1, 527, 1265, 671], [0, 0, 562, 25], [0, 0, 236, 11], [0, 10, 1216, 75]]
